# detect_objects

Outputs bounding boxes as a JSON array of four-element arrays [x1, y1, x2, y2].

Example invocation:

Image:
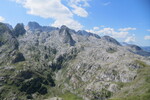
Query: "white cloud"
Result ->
[[69, 0, 90, 7], [87, 27, 128, 38], [103, 2, 111, 6], [13, 0, 91, 30], [124, 35, 136, 43], [113, 31, 128, 38], [69, 0, 89, 17], [98, 28, 128, 38], [118, 27, 136, 31], [86, 26, 137, 39], [147, 29, 150, 32], [51, 18, 83, 30], [144, 36, 150, 40], [24, 0, 72, 19], [0, 16, 5, 22], [93, 27, 99, 30], [100, 25, 105, 27], [71, 5, 88, 17], [13, 0, 25, 3]]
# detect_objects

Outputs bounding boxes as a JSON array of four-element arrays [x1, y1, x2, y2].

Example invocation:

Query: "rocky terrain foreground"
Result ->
[[0, 22, 150, 100]]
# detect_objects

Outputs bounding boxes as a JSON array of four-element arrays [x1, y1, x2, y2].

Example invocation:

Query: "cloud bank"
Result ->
[[87, 26, 136, 37], [124, 35, 136, 43], [119, 27, 136, 31], [69, 0, 89, 17], [103, 2, 111, 6], [0, 16, 5, 22], [13, 0, 90, 30], [87, 26, 136, 43], [144, 36, 150, 40]]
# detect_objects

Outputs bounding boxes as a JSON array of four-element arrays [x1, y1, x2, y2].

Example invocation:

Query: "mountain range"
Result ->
[[0, 22, 150, 100]]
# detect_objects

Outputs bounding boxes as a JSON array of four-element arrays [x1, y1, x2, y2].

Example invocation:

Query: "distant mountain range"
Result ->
[[141, 46, 150, 52], [122, 42, 150, 52], [0, 22, 150, 100]]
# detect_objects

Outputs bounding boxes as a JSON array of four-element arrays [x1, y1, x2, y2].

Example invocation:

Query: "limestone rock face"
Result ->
[[0, 23, 18, 48], [11, 52, 25, 63], [102, 36, 121, 46], [59, 25, 76, 46], [13, 23, 26, 37], [125, 44, 150, 57], [4, 23, 13, 30], [45, 97, 63, 100], [0, 22, 150, 100], [77, 30, 101, 38], [27, 21, 41, 30], [0, 23, 19, 64], [26, 21, 57, 32]]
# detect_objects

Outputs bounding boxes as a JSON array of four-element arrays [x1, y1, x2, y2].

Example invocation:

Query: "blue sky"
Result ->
[[0, 0, 150, 46]]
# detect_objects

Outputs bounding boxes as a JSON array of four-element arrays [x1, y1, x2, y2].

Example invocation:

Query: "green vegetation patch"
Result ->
[[106, 47, 117, 53], [60, 91, 83, 100], [109, 60, 150, 100], [109, 93, 150, 100], [135, 60, 150, 68], [92, 89, 112, 100]]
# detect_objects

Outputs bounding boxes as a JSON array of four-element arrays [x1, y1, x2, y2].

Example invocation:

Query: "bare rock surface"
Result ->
[[0, 22, 150, 100]]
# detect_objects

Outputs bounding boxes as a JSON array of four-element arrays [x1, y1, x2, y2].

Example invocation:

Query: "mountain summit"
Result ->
[[0, 22, 150, 100], [26, 21, 57, 32]]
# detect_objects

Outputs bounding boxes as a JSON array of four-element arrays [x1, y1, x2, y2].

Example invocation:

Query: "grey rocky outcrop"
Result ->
[[0, 22, 150, 100], [13, 23, 26, 37], [26, 21, 57, 32], [102, 35, 121, 46]]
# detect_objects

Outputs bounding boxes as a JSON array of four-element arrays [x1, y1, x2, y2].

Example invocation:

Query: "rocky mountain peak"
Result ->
[[0, 22, 11, 32], [102, 35, 121, 45], [60, 25, 68, 29], [4, 23, 13, 30], [77, 30, 101, 39], [13, 23, 26, 37], [128, 44, 142, 51], [0, 22, 150, 100], [26, 21, 57, 32], [126, 44, 150, 57], [59, 25, 75, 46], [77, 30, 89, 36], [0, 23, 19, 59], [59, 25, 69, 33], [26, 21, 41, 30]]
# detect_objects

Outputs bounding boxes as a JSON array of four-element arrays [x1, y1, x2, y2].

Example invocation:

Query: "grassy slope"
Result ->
[[60, 92, 83, 100], [1, 58, 150, 100], [109, 60, 150, 100]]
